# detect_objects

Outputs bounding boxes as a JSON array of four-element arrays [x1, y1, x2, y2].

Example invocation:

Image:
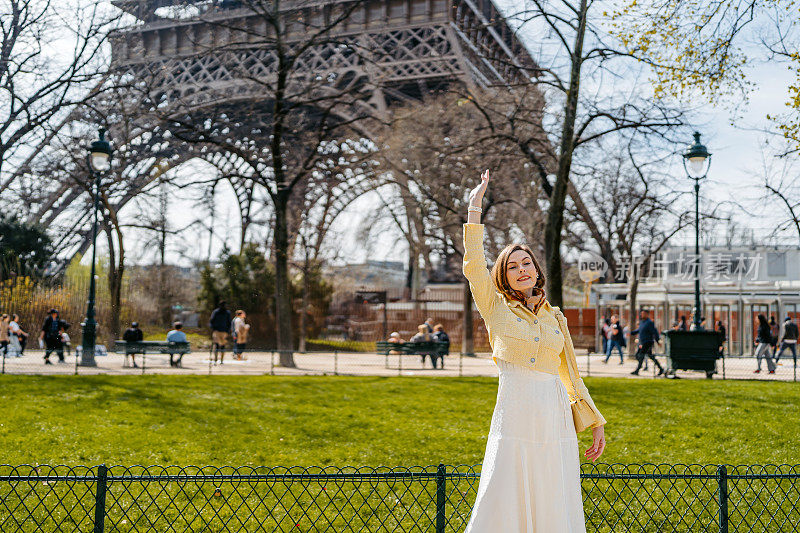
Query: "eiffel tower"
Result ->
[[16, 0, 537, 268]]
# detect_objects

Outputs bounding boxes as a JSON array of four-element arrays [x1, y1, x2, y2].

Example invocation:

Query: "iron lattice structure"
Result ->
[[10, 0, 538, 269]]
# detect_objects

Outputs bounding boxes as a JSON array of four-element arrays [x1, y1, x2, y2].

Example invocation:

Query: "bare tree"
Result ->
[[0, 0, 118, 199], [116, 0, 378, 366], [372, 92, 542, 352], [452, 1, 689, 306]]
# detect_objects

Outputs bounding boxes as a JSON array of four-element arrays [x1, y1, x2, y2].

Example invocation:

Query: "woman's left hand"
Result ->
[[584, 425, 605, 462]]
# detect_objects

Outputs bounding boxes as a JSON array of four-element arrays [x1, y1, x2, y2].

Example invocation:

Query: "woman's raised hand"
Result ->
[[468, 169, 490, 207]]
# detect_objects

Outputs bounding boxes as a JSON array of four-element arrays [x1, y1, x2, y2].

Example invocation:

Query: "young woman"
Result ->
[[754, 314, 775, 374], [463, 170, 606, 533]]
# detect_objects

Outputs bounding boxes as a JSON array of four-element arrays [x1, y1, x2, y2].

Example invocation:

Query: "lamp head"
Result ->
[[89, 127, 112, 172], [683, 131, 711, 179]]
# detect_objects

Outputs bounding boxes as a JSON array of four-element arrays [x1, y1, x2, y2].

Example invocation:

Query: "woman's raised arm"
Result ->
[[463, 170, 499, 318]]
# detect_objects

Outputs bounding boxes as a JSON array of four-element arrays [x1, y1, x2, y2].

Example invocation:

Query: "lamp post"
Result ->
[[80, 127, 112, 367], [682, 131, 711, 331]]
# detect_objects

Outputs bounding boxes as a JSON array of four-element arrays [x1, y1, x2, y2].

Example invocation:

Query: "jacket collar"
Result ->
[[500, 292, 553, 314]]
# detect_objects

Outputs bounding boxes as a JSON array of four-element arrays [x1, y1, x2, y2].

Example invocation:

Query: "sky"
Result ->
[[96, 0, 800, 268]]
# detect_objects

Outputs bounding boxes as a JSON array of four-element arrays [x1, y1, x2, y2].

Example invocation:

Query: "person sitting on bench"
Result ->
[[166, 322, 188, 367], [122, 322, 144, 368]]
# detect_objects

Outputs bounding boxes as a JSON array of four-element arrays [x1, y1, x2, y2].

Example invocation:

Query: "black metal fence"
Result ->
[[2, 463, 799, 532]]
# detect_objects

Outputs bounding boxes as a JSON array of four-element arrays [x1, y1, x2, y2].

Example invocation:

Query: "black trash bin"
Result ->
[[663, 330, 724, 379]]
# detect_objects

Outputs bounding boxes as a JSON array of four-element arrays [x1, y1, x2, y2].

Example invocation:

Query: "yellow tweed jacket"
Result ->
[[463, 223, 606, 428]]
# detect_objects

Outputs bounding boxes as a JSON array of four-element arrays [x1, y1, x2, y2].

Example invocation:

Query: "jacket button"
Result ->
[[517, 317, 522, 322], [530, 357, 536, 363], [556, 330, 560, 334], [534, 320, 538, 324], [534, 337, 539, 342]]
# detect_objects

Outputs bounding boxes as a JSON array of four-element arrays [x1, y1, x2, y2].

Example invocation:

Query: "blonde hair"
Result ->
[[490, 243, 546, 313], [417, 324, 427, 334]]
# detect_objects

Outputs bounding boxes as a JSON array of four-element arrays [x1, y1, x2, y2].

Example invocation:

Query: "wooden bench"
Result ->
[[376, 341, 449, 368], [114, 341, 192, 368]]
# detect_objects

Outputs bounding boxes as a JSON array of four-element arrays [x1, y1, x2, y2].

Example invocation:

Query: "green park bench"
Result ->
[[114, 341, 192, 368], [376, 340, 449, 369], [663, 330, 724, 379]]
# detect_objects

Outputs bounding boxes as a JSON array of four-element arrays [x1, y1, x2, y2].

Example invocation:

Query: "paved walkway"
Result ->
[[2, 349, 798, 381]]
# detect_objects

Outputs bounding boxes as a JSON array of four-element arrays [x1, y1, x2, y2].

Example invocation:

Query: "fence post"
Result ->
[[459, 351, 463, 377], [717, 464, 728, 533], [722, 353, 726, 380], [436, 463, 446, 533], [586, 349, 590, 377], [270, 351, 275, 375], [334, 350, 338, 376], [1, 349, 5, 374], [93, 464, 108, 533], [398, 352, 402, 377], [141, 352, 146, 375]]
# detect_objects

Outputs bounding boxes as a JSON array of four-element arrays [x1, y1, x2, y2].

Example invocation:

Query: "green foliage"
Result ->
[[611, 0, 800, 145], [198, 244, 276, 316], [198, 244, 333, 345], [0, 214, 54, 281]]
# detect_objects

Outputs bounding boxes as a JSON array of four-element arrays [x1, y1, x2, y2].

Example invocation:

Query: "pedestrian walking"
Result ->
[[60, 330, 71, 357], [9, 314, 27, 356], [716, 320, 727, 357], [122, 322, 144, 368], [232, 310, 250, 360], [775, 316, 798, 366], [40, 309, 67, 365], [677, 315, 688, 331], [600, 318, 611, 355], [209, 301, 232, 364], [630, 310, 665, 376], [769, 315, 780, 357], [0, 314, 10, 359], [603, 315, 625, 364], [753, 314, 776, 374]]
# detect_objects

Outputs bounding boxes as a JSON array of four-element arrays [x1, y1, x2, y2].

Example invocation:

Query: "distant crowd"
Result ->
[[0, 308, 72, 364], [600, 311, 799, 375]]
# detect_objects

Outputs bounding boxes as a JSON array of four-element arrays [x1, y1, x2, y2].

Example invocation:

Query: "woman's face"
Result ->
[[506, 249, 538, 293]]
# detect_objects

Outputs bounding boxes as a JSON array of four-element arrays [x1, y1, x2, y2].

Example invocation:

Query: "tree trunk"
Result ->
[[274, 191, 296, 367], [158, 187, 171, 326], [544, 0, 588, 308], [462, 282, 474, 356], [628, 264, 640, 357], [298, 251, 310, 353], [104, 224, 124, 344]]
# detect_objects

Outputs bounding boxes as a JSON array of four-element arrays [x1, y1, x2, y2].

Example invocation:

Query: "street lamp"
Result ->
[[80, 127, 112, 367], [682, 131, 711, 331]]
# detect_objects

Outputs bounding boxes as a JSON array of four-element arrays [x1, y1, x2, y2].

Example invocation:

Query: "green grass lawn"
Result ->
[[1, 375, 797, 467]]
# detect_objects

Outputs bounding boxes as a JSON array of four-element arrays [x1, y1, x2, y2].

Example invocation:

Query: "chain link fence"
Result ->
[[4, 345, 800, 382], [1, 463, 798, 532]]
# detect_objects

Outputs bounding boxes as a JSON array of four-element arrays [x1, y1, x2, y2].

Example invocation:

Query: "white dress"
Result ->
[[465, 359, 586, 533]]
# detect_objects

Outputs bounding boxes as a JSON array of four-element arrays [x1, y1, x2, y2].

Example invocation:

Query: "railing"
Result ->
[[1, 463, 799, 532]]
